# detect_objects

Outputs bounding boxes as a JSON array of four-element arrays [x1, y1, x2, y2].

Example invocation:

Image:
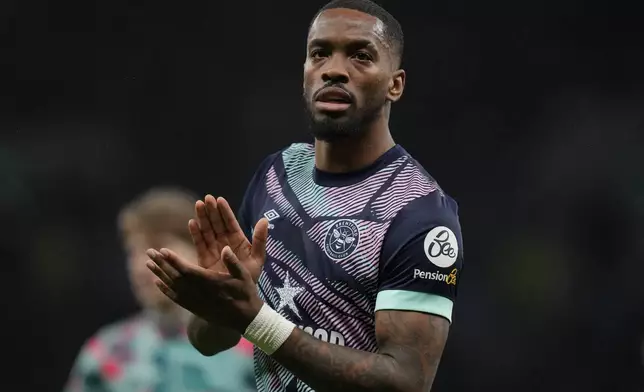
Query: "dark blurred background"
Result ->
[[8, 0, 644, 390]]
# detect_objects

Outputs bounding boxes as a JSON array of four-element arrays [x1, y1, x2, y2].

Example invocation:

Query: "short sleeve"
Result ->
[[237, 151, 281, 241], [375, 192, 464, 323]]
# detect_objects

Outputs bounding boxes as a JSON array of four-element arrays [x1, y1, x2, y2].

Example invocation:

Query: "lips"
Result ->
[[315, 87, 353, 103]]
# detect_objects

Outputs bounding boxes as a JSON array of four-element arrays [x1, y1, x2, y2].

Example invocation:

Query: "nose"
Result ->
[[321, 55, 349, 84]]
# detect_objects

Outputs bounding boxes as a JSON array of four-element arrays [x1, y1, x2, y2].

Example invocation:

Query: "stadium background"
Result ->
[[8, 0, 644, 390]]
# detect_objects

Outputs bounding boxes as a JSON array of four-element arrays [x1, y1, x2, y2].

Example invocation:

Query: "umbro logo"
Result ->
[[263, 209, 280, 229], [264, 209, 280, 221]]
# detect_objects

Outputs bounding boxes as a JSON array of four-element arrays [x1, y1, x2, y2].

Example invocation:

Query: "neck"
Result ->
[[314, 116, 395, 173]]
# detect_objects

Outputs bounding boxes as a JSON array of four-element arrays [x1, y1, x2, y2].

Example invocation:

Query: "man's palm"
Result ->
[[190, 195, 267, 282]]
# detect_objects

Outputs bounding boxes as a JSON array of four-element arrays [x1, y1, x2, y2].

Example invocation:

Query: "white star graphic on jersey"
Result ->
[[275, 272, 304, 319]]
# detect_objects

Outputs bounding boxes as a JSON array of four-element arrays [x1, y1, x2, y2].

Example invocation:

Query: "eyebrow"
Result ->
[[308, 38, 378, 51]]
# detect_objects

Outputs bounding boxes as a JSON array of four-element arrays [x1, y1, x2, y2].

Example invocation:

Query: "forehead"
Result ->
[[308, 8, 387, 49]]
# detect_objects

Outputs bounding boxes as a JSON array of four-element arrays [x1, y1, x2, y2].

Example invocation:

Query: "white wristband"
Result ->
[[243, 303, 296, 355]]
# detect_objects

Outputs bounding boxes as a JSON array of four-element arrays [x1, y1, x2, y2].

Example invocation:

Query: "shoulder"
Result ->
[[391, 185, 459, 237], [381, 151, 462, 260], [71, 315, 145, 375], [251, 143, 313, 181], [85, 315, 145, 351], [239, 144, 311, 233], [281, 142, 314, 158], [280, 143, 315, 173], [383, 149, 459, 229]]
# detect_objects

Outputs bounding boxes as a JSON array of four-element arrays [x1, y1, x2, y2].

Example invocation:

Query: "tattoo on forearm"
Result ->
[[271, 311, 449, 392]]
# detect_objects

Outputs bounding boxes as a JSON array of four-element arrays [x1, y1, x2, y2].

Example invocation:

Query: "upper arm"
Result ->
[[376, 192, 463, 323], [374, 192, 463, 388], [375, 310, 450, 390]]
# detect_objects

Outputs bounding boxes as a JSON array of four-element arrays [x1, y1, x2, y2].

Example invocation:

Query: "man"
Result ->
[[146, 0, 463, 391], [64, 188, 255, 392]]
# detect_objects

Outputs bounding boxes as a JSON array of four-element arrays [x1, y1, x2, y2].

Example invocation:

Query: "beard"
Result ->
[[303, 91, 384, 142]]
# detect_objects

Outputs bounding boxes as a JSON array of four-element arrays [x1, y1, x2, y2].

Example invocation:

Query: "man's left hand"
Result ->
[[146, 245, 264, 333]]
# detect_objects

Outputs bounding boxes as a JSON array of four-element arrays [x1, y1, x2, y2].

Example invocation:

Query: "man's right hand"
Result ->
[[190, 194, 268, 282], [150, 194, 267, 283]]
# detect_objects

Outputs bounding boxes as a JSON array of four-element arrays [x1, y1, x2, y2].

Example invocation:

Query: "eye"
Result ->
[[353, 51, 373, 62], [310, 49, 326, 59]]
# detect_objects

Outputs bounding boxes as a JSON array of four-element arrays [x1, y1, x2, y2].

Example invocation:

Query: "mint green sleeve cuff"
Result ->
[[375, 290, 454, 323]]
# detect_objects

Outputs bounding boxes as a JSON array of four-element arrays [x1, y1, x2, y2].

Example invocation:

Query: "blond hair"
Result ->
[[118, 187, 197, 245]]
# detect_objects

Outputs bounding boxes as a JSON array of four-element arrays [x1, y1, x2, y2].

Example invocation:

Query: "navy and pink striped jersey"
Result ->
[[239, 143, 463, 392]]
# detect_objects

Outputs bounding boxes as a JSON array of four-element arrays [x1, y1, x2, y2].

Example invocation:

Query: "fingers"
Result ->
[[147, 248, 197, 277], [217, 197, 243, 234], [195, 200, 217, 246], [146, 249, 181, 280], [217, 197, 249, 249], [251, 218, 269, 268], [205, 194, 227, 237], [188, 219, 208, 255], [147, 247, 213, 287], [159, 248, 197, 274], [146, 260, 173, 287], [154, 280, 178, 301], [146, 249, 181, 302], [221, 246, 250, 281]]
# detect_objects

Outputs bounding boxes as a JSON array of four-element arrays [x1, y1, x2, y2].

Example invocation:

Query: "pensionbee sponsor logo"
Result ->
[[413, 268, 458, 286]]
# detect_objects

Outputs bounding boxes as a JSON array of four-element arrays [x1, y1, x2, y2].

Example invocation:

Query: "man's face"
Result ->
[[124, 233, 195, 311], [303, 8, 403, 141]]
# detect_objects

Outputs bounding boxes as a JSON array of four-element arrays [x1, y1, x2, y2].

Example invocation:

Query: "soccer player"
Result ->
[[64, 188, 255, 392], [146, 0, 464, 391]]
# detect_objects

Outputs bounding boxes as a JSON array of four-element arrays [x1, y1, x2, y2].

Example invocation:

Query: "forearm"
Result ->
[[271, 328, 417, 392], [188, 314, 241, 356]]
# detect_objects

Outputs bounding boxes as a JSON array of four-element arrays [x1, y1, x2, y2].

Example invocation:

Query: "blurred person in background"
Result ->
[[64, 188, 256, 392]]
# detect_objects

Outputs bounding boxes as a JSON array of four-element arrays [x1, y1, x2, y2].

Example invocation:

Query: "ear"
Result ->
[[386, 69, 405, 103]]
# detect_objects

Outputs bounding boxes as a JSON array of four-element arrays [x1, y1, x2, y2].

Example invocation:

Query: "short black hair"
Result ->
[[311, 0, 404, 67]]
